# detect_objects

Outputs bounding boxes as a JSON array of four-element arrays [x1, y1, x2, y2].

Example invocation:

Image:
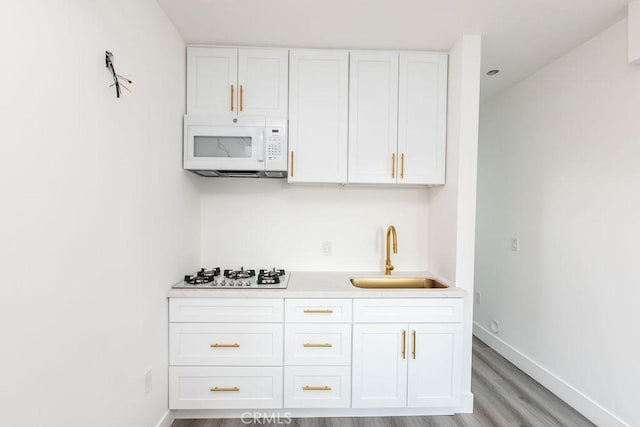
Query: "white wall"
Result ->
[[475, 19, 639, 427], [200, 179, 429, 271], [428, 35, 482, 410], [0, 1, 198, 426]]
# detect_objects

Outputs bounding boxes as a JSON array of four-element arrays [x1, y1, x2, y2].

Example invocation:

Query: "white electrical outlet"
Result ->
[[321, 241, 332, 256], [474, 292, 481, 305], [144, 368, 152, 396], [510, 237, 520, 252]]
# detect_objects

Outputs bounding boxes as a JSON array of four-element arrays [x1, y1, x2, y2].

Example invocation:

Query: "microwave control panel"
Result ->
[[266, 127, 284, 162]]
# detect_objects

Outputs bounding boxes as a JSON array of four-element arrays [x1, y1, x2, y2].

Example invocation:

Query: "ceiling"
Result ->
[[157, 0, 630, 101]]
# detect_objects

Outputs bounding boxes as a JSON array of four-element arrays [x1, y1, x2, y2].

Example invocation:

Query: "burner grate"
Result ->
[[224, 268, 256, 280]]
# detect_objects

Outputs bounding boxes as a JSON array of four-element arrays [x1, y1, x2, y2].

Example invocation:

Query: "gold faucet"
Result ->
[[385, 225, 398, 275]]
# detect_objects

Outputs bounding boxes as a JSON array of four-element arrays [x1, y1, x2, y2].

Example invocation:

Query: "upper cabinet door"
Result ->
[[348, 52, 399, 184], [187, 47, 238, 118], [407, 323, 462, 408], [238, 49, 289, 118], [288, 50, 349, 183], [397, 53, 448, 185]]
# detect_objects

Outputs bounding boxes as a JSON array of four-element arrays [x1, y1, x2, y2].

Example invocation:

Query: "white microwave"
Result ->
[[183, 115, 287, 178]]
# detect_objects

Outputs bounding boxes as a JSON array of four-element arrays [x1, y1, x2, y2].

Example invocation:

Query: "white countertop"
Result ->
[[167, 271, 466, 298]]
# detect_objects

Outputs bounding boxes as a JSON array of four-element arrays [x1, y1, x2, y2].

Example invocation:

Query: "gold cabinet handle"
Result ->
[[290, 151, 295, 177], [303, 309, 333, 314], [402, 330, 406, 359], [303, 343, 333, 348], [412, 330, 416, 359], [210, 387, 240, 392], [230, 84, 235, 111], [210, 343, 240, 348], [303, 386, 332, 391], [391, 153, 396, 178], [240, 85, 244, 112], [401, 153, 405, 179]]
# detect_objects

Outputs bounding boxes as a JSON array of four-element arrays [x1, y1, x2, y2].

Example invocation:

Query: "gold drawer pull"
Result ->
[[210, 386, 240, 392], [391, 153, 396, 178], [290, 151, 295, 177], [402, 330, 406, 359], [412, 330, 416, 359], [303, 309, 333, 314], [240, 84, 244, 111], [230, 84, 235, 111], [303, 343, 333, 348], [210, 343, 240, 348], [303, 386, 332, 391]]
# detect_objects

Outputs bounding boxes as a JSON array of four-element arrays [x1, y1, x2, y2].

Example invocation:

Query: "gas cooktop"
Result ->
[[173, 267, 289, 289]]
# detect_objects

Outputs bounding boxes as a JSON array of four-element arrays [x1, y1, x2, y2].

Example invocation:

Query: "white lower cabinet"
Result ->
[[283, 299, 352, 408], [284, 366, 351, 408], [169, 298, 285, 410], [407, 323, 463, 407], [352, 323, 408, 408], [170, 366, 283, 409], [284, 323, 351, 366], [352, 322, 463, 409], [169, 297, 463, 413], [170, 322, 283, 366]]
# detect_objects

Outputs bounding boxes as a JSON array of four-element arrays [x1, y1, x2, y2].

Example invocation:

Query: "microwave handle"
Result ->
[[257, 129, 265, 162]]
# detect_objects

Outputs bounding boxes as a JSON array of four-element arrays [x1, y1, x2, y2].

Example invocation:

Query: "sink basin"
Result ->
[[350, 277, 449, 289]]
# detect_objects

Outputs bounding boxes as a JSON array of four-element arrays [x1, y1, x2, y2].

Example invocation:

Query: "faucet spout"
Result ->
[[385, 225, 398, 275]]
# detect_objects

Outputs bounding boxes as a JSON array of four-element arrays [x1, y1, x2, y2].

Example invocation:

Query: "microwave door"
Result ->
[[185, 126, 264, 171]]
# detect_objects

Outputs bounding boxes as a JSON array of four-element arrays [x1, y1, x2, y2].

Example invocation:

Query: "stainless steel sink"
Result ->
[[350, 277, 449, 289]]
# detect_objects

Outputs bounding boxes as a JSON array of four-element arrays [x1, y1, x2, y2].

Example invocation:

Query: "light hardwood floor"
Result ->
[[172, 337, 594, 427]]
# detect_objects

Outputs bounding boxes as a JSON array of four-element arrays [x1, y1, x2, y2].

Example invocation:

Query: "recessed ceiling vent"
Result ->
[[630, 0, 640, 64]]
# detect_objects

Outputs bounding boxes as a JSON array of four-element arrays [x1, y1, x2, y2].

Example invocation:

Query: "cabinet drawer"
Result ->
[[285, 323, 351, 366], [170, 323, 283, 366], [353, 298, 462, 323], [284, 366, 351, 408], [285, 299, 352, 323], [169, 366, 283, 409], [170, 298, 283, 323]]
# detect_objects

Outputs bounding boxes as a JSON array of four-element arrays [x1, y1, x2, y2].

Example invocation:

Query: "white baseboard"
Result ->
[[473, 322, 629, 427], [173, 407, 462, 419], [459, 391, 474, 413], [155, 410, 175, 427]]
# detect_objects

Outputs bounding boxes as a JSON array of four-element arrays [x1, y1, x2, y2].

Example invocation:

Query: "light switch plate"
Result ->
[[510, 237, 519, 252], [322, 241, 332, 256]]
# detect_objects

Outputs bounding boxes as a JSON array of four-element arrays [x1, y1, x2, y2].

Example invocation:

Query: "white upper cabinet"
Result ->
[[185, 46, 447, 185], [348, 51, 448, 185], [398, 53, 448, 185], [288, 50, 349, 183], [238, 49, 289, 117], [348, 51, 399, 184], [187, 47, 238, 118], [187, 47, 288, 119]]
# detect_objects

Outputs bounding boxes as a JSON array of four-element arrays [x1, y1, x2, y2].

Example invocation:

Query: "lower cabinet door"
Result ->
[[407, 323, 463, 407], [169, 366, 283, 409], [351, 323, 408, 408], [284, 366, 351, 408]]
